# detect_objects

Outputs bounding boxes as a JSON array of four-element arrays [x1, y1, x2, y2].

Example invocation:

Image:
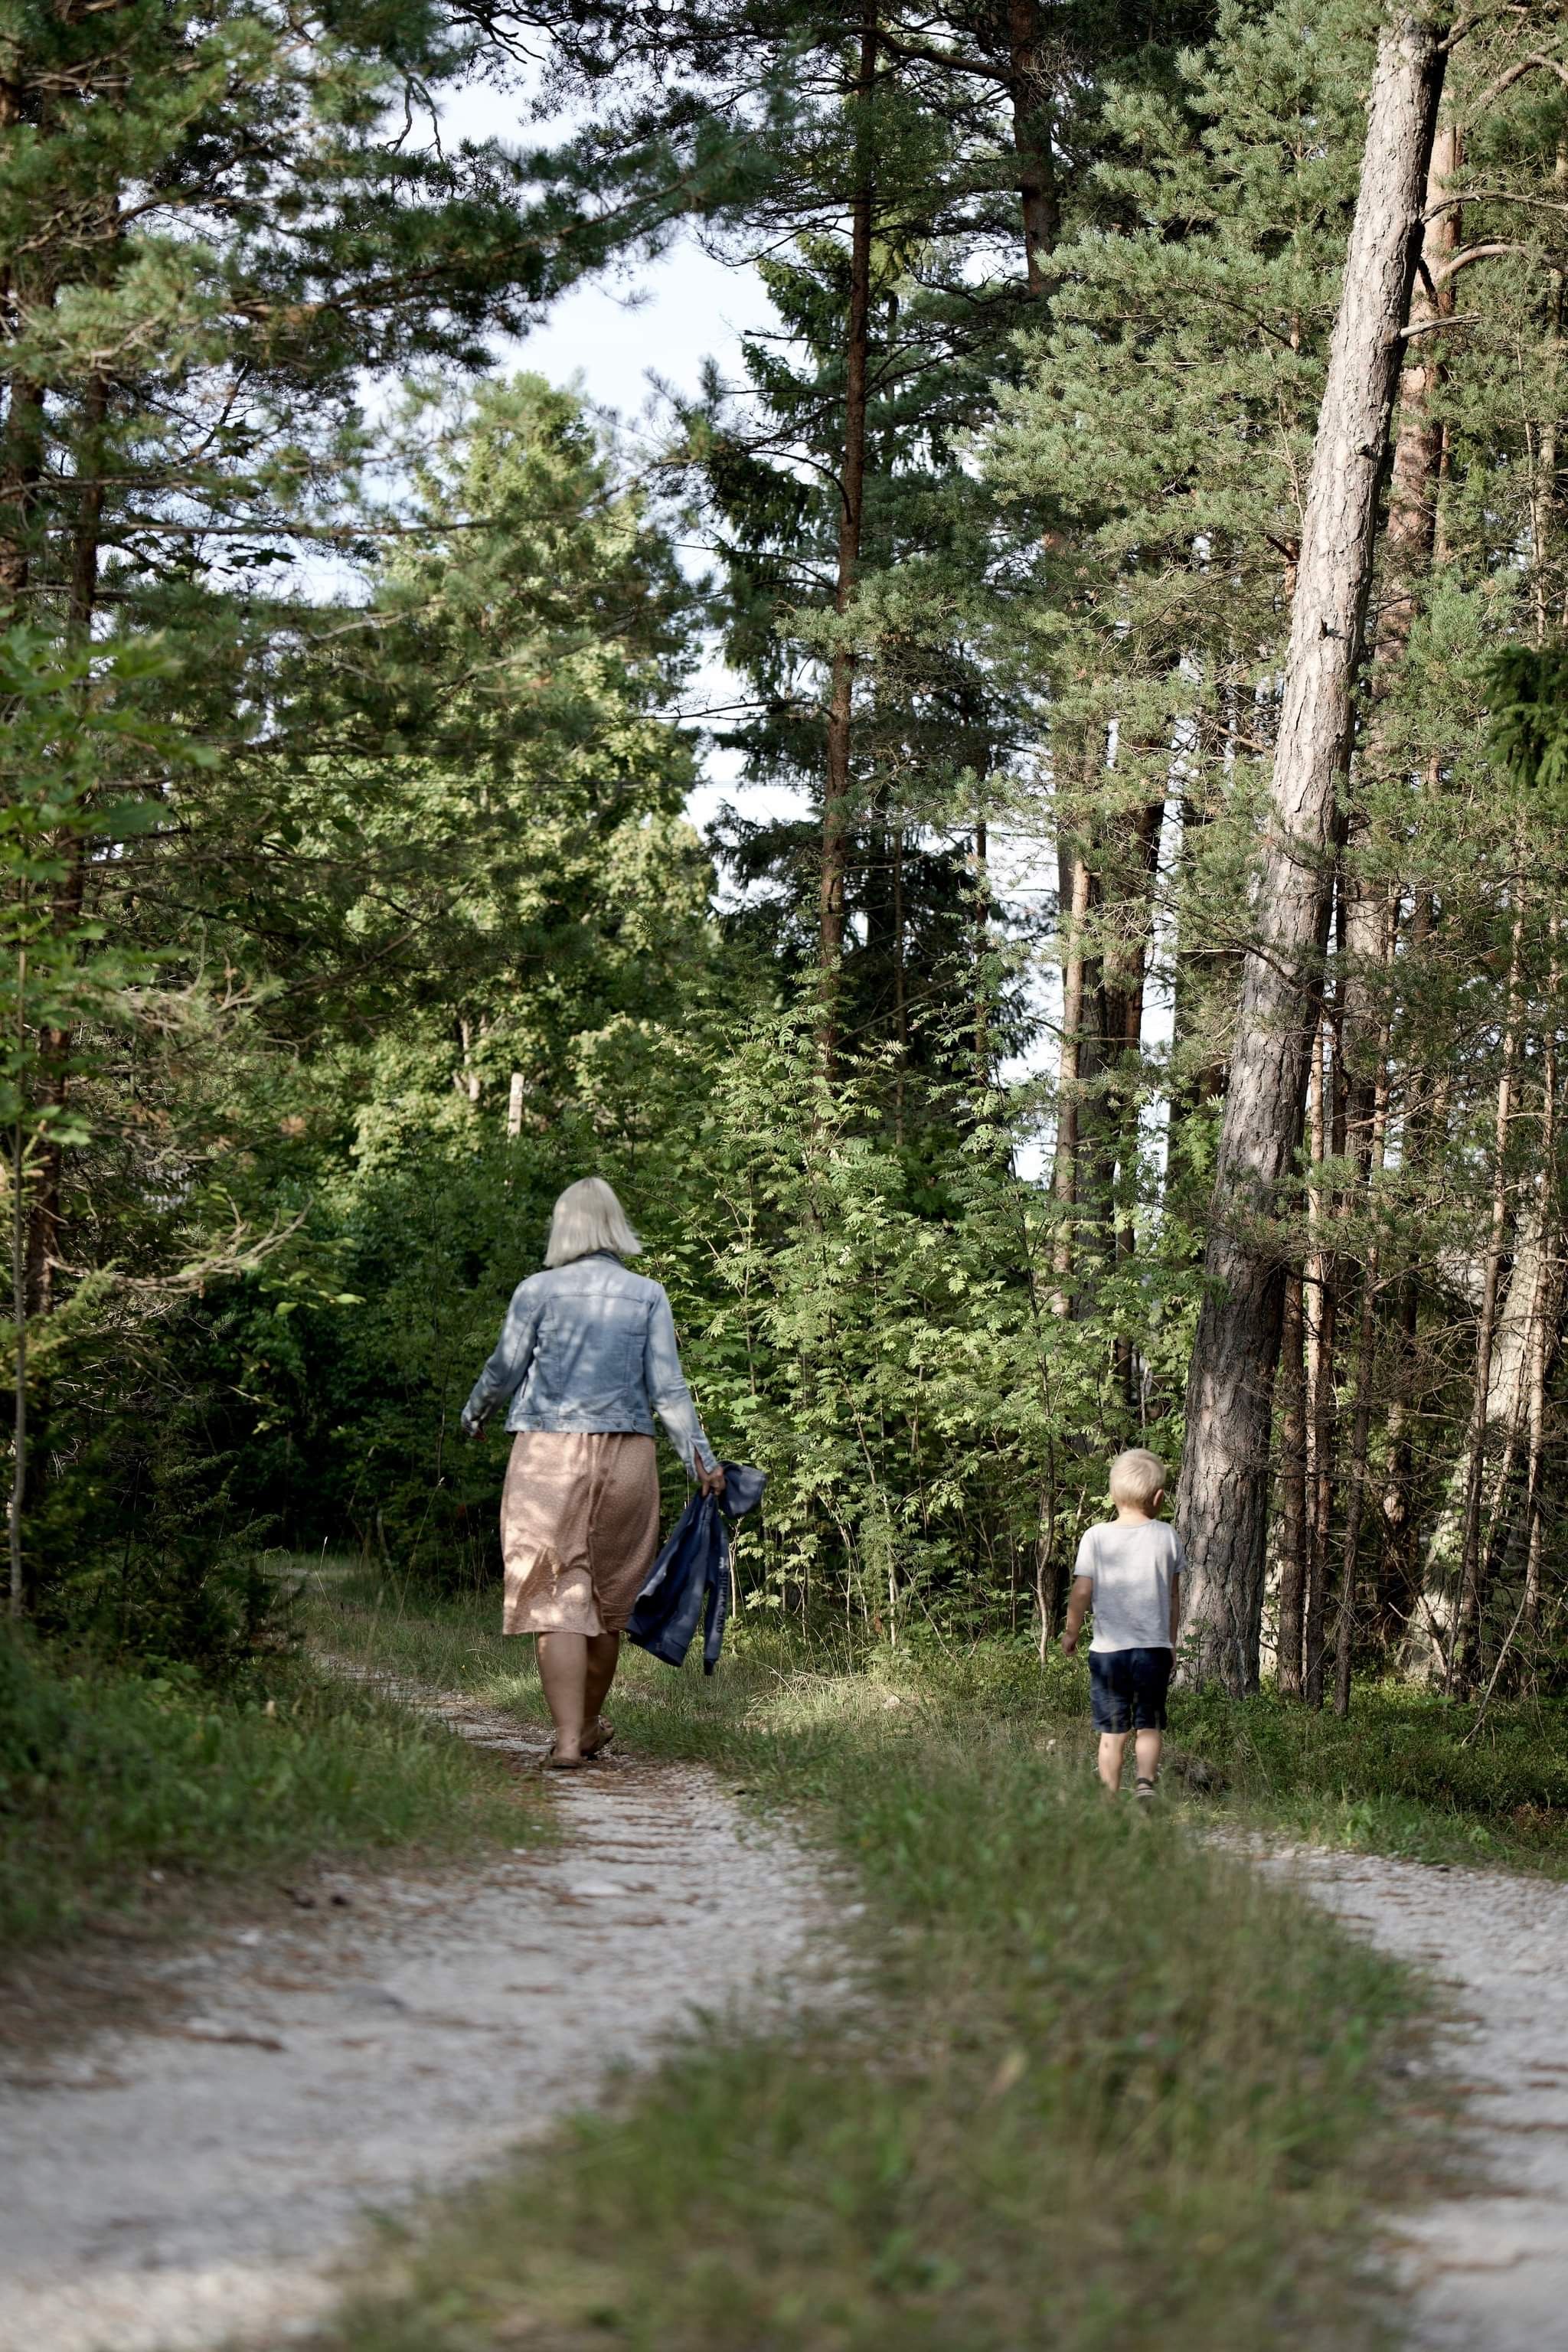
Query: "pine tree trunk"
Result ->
[[818, 6, 878, 1069], [1521, 1235, 1550, 1654], [1108, 799, 1165, 1405], [1276, 1269, 1308, 1695], [972, 815, 990, 1083], [1453, 888, 1524, 1684], [1174, 11, 1448, 1694], [1333, 1031, 1392, 1717], [1343, 121, 1458, 1145], [1169, 694, 1243, 1158], [0, 70, 45, 626], [24, 376, 108, 1334], [1006, 0, 1060, 292], [1379, 1268, 1419, 1638], [1050, 844, 1091, 1315], [1378, 880, 1435, 1631], [1302, 1010, 1338, 1710], [892, 825, 906, 1140]]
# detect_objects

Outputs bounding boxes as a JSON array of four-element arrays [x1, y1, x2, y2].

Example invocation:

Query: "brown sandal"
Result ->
[[541, 1746, 585, 1772], [581, 1718, 616, 1760]]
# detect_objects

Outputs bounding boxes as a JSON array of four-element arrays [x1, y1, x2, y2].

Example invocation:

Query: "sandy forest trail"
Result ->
[[3, 1673, 1567, 2352], [0, 1679, 842, 2352], [1258, 1845, 1568, 2352]]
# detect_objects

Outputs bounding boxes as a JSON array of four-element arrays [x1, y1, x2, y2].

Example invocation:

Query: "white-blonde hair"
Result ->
[[1109, 1447, 1167, 1511], [544, 1177, 643, 1269]]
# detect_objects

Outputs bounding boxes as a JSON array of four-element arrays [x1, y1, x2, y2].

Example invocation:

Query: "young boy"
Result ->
[[1060, 1448, 1184, 1800]]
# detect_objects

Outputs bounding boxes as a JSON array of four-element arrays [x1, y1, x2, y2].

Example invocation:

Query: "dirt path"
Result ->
[[0, 1684, 841, 2352], [1254, 1844, 1568, 2352]]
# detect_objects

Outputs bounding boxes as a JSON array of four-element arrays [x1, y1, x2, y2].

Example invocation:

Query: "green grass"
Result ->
[[305, 1570, 1568, 1877], [306, 1576, 1441, 2352], [0, 1616, 549, 1951], [1168, 1675, 1568, 1873]]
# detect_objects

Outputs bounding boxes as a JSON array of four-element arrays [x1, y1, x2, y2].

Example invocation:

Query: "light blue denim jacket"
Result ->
[[461, 1251, 717, 1476]]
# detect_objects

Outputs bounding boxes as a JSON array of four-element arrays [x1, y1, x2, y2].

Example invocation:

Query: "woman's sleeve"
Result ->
[[461, 1281, 541, 1433], [644, 1287, 717, 1477]]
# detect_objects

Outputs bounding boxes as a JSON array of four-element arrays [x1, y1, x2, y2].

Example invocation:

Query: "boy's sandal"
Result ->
[[1135, 1777, 1158, 1801]]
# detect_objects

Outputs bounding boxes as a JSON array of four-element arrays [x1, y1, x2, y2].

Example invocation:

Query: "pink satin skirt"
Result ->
[[499, 1430, 660, 1637]]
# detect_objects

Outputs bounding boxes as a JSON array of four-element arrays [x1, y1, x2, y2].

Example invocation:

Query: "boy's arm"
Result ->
[[1061, 1575, 1093, 1657], [1169, 1571, 1181, 1648]]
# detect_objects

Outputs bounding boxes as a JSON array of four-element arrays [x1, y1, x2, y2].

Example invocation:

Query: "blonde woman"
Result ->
[[461, 1178, 724, 1768]]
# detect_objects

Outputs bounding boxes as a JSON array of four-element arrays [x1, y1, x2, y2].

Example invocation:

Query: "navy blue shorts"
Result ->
[[1089, 1647, 1172, 1733]]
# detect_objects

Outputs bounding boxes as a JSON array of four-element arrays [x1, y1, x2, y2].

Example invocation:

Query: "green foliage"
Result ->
[[659, 1008, 1198, 1635], [18, 374, 717, 1631], [1488, 645, 1568, 800], [0, 632, 176, 1318], [13, 0, 1568, 1721], [1173, 1680, 1568, 1873], [0, 1623, 543, 1949]]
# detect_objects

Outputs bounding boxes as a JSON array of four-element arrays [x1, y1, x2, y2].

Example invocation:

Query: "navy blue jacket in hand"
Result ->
[[626, 1462, 766, 1675]]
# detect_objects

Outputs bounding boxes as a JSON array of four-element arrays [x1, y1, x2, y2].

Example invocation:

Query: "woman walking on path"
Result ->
[[461, 1178, 725, 1768]]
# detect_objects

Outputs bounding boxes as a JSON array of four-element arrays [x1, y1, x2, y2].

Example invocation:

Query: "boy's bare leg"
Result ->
[[1135, 1729, 1162, 1783], [1097, 1732, 1129, 1792]]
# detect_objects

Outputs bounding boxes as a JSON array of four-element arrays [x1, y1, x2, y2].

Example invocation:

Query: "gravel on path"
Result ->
[[0, 1684, 840, 2352], [1253, 1844, 1568, 2352]]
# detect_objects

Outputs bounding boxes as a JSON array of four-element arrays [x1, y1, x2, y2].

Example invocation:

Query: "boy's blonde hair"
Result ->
[[1109, 1447, 1167, 1512]]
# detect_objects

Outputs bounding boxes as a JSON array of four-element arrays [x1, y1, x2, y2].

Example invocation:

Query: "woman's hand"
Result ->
[[697, 1459, 727, 1499]]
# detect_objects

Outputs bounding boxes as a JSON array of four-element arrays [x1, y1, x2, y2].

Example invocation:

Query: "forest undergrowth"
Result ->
[[0, 1624, 547, 1951], [305, 1570, 1449, 2352]]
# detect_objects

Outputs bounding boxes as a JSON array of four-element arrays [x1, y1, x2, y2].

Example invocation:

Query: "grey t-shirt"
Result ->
[[1073, 1519, 1184, 1653]]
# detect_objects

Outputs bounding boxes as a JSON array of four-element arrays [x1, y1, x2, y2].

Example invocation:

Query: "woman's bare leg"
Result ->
[[536, 1632, 589, 1760], [582, 1632, 621, 1752]]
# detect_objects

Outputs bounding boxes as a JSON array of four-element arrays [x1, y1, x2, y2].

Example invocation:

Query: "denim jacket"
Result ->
[[627, 1463, 766, 1675], [461, 1252, 717, 1476]]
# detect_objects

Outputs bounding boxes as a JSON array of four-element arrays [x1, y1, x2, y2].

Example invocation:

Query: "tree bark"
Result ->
[[0, 67, 45, 626], [1174, 11, 1448, 1694], [818, 5, 878, 1070], [1050, 842, 1092, 1315], [1333, 1024, 1392, 1717], [1006, 0, 1060, 293], [1276, 1269, 1308, 1695], [8, 937, 27, 1620], [1342, 121, 1459, 1147], [1302, 1009, 1338, 1710], [1107, 798, 1165, 1404], [972, 814, 990, 1083], [24, 374, 109, 1330], [1453, 887, 1524, 1684]]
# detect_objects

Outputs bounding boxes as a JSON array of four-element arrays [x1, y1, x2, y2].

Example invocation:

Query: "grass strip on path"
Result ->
[[0, 1622, 548, 1953], [309, 1574, 1440, 2352]]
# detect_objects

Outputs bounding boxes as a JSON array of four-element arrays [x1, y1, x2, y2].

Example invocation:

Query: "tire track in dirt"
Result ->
[[0, 1677, 842, 2352]]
